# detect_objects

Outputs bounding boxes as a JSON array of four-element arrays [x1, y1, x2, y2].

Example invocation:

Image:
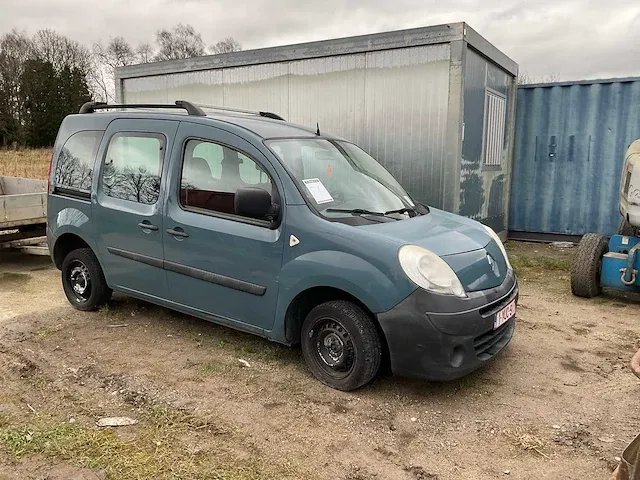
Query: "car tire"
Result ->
[[301, 300, 382, 391], [571, 233, 608, 298], [61, 248, 112, 311]]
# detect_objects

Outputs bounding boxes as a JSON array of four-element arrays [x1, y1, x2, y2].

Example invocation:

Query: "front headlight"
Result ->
[[483, 225, 512, 270], [398, 245, 466, 298]]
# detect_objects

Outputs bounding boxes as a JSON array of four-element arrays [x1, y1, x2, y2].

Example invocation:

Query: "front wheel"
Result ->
[[61, 248, 112, 311], [301, 300, 382, 391], [571, 233, 608, 298]]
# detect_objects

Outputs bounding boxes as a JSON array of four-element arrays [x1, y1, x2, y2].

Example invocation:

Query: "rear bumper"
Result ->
[[377, 271, 518, 381]]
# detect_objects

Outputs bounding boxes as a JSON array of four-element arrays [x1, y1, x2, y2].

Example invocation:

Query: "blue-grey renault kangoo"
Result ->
[[48, 101, 518, 391]]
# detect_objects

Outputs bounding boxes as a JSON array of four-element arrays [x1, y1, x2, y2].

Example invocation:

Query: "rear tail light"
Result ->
[[47, 152, 54, 193]]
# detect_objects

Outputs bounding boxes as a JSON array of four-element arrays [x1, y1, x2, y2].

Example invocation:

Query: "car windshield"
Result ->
[[267, 138, 415, 217]]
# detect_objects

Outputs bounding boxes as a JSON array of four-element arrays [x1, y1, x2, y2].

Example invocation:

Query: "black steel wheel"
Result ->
[[301, 300, 381, 391], [571, 233, 608, 298], [61, 248, 112, 311]]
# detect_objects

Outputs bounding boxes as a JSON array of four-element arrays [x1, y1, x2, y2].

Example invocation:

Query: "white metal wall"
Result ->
[[122, 45, 451, 206]]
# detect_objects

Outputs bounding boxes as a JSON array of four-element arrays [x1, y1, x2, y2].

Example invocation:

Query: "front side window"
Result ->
[[267, 139, 415, 218], [55, 131, 103, 193], [180, 139, 272, 219], [102, 133, 164, 205]]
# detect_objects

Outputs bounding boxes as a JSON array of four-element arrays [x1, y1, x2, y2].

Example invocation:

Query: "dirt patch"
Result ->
[[0, 243, 637, 479]]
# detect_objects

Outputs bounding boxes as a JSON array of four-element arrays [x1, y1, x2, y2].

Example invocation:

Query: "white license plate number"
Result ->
[[494, 300, 516, 329]]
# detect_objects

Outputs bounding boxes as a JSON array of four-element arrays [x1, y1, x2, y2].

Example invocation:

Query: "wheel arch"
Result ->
[[52, 232, 95, 270], [283, 286, 389, 362]]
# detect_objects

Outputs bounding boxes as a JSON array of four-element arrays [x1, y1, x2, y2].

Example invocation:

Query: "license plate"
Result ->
[[494, 300, 516, 329]]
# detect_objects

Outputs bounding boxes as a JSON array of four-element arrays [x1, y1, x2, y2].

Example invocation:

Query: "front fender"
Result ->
[[272, 250, 415, 342]]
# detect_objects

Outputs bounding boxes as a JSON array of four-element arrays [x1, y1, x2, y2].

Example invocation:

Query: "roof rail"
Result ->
[[196, 104, 285, 121], [78, 100, 207, 116]]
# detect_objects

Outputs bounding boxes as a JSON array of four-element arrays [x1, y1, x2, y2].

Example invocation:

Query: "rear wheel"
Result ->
[[61, 248, 112, 311], [301, 300, 382, 391], [571, 233, 608, 298]]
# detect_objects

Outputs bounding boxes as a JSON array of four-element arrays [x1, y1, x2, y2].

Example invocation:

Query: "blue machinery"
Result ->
[[571, 232, 640, 298], [601, 235, 640, 290]]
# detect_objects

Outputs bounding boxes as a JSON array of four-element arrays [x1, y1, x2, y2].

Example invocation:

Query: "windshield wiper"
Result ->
[[384, 207, 417, 215], [385, 204, 430, 216], [325, 208, 385, 216]]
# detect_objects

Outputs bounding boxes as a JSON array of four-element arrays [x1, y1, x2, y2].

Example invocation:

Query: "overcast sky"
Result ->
[[2, 0, 640, 81]]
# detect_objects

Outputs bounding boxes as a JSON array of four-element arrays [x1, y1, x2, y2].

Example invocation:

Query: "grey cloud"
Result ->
[[1, 0, 639, 81]]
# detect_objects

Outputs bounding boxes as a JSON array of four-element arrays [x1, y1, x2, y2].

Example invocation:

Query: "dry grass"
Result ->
[[0, 405, 302, 479], [0, 148, 51, 179], [503, 426, 549, 458]]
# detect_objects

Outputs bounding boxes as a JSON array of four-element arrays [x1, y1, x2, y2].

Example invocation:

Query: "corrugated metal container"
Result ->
[[117, 23, 518, 233], [511, 77, 640, 237]]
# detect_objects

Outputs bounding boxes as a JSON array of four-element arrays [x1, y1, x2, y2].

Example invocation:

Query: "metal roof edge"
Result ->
[[463, 24, 518, 76], [519, 76, 640, 88], [116, 23, 466, 79]]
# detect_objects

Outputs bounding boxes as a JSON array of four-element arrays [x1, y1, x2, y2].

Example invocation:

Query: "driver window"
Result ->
[[180, 139, 273, 219]]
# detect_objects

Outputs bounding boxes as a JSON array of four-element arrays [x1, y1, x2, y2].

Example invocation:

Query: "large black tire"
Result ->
[[301, 301, 382, 391], [61, 248, 112, 311], [571, 233, 608, 298], [619, 218, 636, 236]]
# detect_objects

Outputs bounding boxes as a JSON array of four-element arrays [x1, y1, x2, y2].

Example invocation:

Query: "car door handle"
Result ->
[[166, 228, 189, 238], [137, 222, 159, 231]]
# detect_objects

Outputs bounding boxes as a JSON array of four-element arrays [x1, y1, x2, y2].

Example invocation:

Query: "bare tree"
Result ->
[[136, 43, 154, 64], [517, 71, 533, 85], [210, 37, 242, 54], [32, 29, 92, 74], [518, 70, 561, 85], [94, 37, 136, 71], [92, 37, 152, 102], [541, 73, 560, 83], [154, 24, 205, 61]]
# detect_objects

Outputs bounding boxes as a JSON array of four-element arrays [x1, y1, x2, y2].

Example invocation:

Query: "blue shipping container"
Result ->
[[510, 77, 640, 236]]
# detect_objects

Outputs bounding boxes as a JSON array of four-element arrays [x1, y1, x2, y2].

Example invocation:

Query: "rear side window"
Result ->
[[55, 131, 102, 193], [102, 133, 165, 205]]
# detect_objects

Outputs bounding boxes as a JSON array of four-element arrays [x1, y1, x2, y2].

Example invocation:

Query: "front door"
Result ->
[[163, 122, 285, 333], [92, 119, 179, 299]]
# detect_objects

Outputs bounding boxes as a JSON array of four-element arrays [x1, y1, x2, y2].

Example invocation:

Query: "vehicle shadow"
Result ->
[[107, 293, 511, 398]]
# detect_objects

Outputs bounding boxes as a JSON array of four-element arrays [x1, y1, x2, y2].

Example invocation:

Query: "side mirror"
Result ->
[[235, 187, 274, 220]]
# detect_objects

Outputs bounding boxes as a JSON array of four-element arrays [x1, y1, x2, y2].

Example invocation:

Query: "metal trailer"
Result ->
[[0, 176, 47, 254], [115, 22, 518, 236]]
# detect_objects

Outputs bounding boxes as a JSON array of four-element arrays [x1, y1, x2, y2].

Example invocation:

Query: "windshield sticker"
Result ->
[[302, 178, 334, 204]]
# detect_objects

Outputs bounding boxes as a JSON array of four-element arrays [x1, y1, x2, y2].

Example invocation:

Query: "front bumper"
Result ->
[[377, 270, 518, 381]]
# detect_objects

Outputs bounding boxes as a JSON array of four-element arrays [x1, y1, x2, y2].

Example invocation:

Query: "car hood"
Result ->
[[357, 207, 491, 256], [357, 208, 508, 291]]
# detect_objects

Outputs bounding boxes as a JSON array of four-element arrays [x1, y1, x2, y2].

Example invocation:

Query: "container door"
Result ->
[[163, 122, 285, 333], [92, 119, 179, 299]]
